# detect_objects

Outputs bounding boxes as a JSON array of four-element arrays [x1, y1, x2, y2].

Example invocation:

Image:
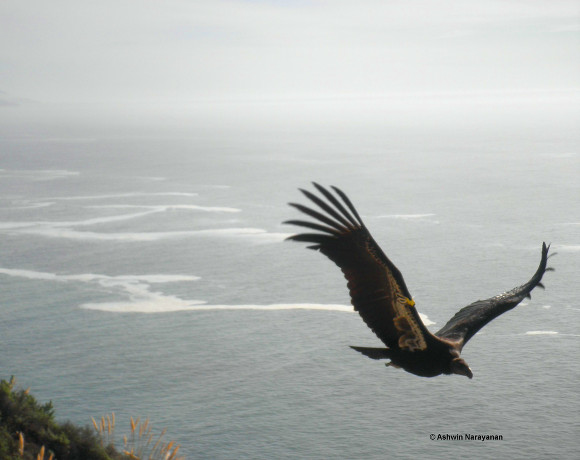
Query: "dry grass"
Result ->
[[15, 431, 54, 460], [92, 413, 184, 460]]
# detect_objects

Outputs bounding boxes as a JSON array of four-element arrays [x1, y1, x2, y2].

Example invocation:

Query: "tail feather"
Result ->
[[350, 346, 392, 360]]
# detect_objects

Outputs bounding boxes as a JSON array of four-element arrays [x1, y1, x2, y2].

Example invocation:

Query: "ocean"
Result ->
[[0, 98, 578, 459]]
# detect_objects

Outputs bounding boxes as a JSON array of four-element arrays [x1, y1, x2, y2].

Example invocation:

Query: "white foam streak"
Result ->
[[0, 268, 199, 284], [115, 274, 201, 283], [61, 210, 161, 227], [0, 267, 202, 314], [376, 213, 436, 219], [0, 206, 240, 232], [6, 202, 55, 210], [0, 222, 39, 229], [419, 313, 434, 326], [81, 302, 354, 314], [0, 266, 434, 324], [375, 213, 439, 224], [0, 210, 159, 231], [0, 169, 79, 180], [49, 192, 198, 200], [555, 244, 580, 252], [81, 301, 436, 325], [86, 204, 241, 213], [16, 226, 290, 242], [525, 330, 559, 335], [0, 201, 265, 241], [17, 227, 160, 241]]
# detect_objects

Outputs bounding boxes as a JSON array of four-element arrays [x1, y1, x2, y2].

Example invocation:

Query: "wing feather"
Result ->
[[299, 188, 356, 230], [284, 219, 341, 236], [435, 243, 552, 348], [285, 183, 438, 351], [330, 186, 364, 226], [312, 182, 360, 227], [288, 203, 345, 232]]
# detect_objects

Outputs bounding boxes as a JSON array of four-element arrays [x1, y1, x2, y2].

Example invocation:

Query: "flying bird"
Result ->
[[285, 183, 552, 379]]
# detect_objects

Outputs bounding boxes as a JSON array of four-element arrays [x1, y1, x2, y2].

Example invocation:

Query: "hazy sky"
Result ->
[[1, 0, 579, 116]]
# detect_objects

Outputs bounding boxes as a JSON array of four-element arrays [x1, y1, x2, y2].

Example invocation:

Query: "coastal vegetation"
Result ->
[[0, 377, 182, 460]]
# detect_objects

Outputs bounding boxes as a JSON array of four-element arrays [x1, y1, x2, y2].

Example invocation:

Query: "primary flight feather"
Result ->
[[285, 183, 552, 379]]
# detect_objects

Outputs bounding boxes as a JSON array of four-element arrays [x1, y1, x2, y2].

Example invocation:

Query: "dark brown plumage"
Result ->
[[285, 183, 553, 379]]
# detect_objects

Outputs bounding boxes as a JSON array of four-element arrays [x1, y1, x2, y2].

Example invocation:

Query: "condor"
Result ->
[[285, 183, 552, 379]]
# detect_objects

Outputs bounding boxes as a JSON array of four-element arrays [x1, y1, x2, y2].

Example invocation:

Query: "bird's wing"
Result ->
[[435, 243, 552, 348], [285, 183, 437, 352]]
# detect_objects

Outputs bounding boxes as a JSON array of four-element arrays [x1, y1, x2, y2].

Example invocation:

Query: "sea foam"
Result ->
[[376, 213, 436, 219], [79, 301, 436, 326], [49, 192, 199, 200], [555, 244, 580, 252], [0, 266, 434, 325], [86, 204, 241, 213], [0, 202, 286, 242], [14, 226, 290, 242], [0, 169, 80, 180], [0, 268, 200, 284]]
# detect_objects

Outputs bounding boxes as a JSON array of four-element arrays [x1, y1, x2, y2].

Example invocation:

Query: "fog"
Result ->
[[1, 1, 579, 135]]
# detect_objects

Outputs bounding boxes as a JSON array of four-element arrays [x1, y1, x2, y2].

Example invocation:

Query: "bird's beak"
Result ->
[[456, 366, 473, 379], [451, 358, 473, 379]]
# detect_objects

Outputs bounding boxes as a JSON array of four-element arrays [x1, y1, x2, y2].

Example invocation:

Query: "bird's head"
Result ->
[[451, 357, 473, 379]]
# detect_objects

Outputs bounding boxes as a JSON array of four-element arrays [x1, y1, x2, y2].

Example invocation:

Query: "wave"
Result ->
[[81, 302, 353, 314], [376, 213, 436, 219], [49, 192, 199, 200], [0, 267, 203, 314], [524, 331, 580, 337], [3, 201, 55, 210], [525, 330, 559, 335], [0, 209, 161, 230], [0, 187, 290, 244], [0, 204, 241, 230], [80, 301, 436, 325], [113, 274, 201, 283], [555, 244, 580, 252], [0, 202, 284, 242], [15, 226, 291, 242], [86, 204, 241, 213], [374, 214, 439, 224], [0, 266, 434, 325], [0, 169, 79, 180], [0, 268, 200, 284]]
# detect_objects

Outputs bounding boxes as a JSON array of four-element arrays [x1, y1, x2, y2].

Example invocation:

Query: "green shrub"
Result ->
[[0, 377, 183, 460], [0, 377, 114, 459]]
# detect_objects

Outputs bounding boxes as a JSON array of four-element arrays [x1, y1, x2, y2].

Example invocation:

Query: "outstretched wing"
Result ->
[[436, 243, 552, 348], [285, 183, 437, 352]]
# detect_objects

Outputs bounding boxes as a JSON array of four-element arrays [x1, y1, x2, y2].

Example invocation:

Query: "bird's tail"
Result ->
[[350, 346, 392, 360]]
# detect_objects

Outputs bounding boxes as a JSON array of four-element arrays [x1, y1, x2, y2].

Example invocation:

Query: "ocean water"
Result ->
[[0, 102, 579, 459]]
